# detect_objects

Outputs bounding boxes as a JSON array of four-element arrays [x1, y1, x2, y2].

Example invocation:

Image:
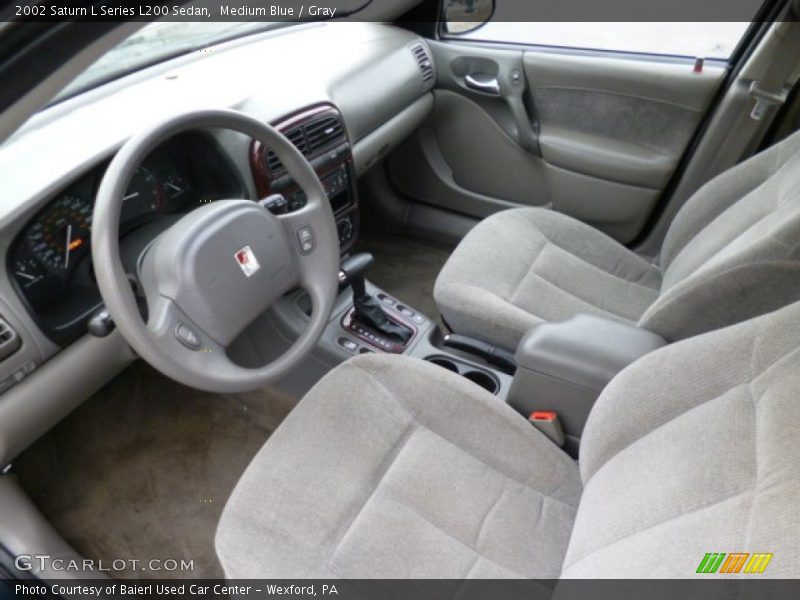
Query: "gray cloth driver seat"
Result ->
[[434, 130, 800, 350], [215, 302, 800, 578]]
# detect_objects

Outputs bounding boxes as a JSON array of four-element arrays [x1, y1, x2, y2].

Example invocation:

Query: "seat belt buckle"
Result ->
[[749, 81, 789, 121], [528, 411, 565, 447]]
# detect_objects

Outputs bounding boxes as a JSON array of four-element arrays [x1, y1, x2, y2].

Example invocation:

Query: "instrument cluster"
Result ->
[[8, 133, 244, 344]]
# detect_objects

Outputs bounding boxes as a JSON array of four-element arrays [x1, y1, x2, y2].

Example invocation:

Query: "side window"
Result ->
[[442, 1, 764, 60]]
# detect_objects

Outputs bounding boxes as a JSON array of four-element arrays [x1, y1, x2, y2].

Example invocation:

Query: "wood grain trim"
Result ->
[[249, 103, 351, 197]]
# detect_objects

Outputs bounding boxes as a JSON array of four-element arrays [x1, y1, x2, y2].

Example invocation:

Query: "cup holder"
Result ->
[[428, 357, 459, 373], [425, 355, 500, 395], [463, 370, 498, 393]]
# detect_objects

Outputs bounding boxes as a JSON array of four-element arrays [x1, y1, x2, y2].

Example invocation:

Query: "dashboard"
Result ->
[[0, 21, 435, 465], [8, 133, 244, 345]]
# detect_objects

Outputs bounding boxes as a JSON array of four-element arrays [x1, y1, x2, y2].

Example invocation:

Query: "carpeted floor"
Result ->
[[12, 233, 453, 580], [356, 233, 453, 331], [14, 361, 296, 579]]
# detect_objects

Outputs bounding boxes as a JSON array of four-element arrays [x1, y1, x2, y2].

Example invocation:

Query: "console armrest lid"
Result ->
[[516, 314, 666, 390]]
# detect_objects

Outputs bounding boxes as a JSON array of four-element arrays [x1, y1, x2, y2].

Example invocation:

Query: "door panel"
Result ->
[[391, 90, 549, 212], [387, 41, 727, 244], [527, 51, 724, 189]]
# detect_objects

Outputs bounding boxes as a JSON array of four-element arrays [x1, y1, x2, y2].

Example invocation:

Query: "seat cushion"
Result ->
[[434, 208, 661, 349], [216, 354, 581, 579], [561, 301, 800, 578]]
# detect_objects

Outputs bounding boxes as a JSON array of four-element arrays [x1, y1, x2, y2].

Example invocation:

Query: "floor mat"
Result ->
[[14, 361, 296, 579], [356, 233, 453, 330]]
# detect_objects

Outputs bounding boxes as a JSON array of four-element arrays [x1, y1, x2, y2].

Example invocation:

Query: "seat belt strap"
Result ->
[[750, 11, 800, 120]]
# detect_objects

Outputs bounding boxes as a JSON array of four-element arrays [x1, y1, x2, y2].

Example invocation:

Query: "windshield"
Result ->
[[55, 21, 289, 103]]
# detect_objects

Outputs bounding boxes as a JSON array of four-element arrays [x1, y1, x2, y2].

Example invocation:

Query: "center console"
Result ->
[[249, 103, 359, 254], [508, 315, 667, 454], [238, 247, 515, 402]]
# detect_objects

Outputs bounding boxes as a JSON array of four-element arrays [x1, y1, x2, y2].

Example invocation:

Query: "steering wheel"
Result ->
[[91, 110, 340, 393]]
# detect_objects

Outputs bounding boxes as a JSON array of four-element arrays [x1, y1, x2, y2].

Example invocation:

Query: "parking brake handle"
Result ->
[[442, 333, 516, 374]]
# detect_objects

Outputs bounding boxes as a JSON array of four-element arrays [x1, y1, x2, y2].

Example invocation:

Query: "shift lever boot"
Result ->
[[341, 253, 413, 344]]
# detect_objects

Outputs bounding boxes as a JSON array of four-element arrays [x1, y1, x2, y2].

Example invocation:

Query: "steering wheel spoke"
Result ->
[[146, 296, 228, 361]]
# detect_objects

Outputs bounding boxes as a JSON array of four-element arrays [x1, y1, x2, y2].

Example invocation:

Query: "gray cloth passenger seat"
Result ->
[[434, 130, 800, 349]]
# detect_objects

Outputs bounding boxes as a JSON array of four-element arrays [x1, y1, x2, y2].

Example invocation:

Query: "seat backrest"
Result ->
[[637, 131, 800, 341], [561, 302, 800, 578]]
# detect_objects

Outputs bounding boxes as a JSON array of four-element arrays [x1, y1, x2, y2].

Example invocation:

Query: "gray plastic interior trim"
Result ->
[[0, 331, 134, 467], [0, 475, 105, 580], [404, 90, 550, 209], [406, 328, 514, 399], [359, 157, 479, 246], [229, 280, 440, 398], [508, 314, 666, 447], [515, 314, 667, 391], [389, 115, 543, 217], [522, 51, 726, 111], [404, 200, 479, 246], [543, 162, 660, 242], [538, 127, 672, 189], [0, 298, 47, 397], [352, 93, 434, 175], [329, 31, 433, 143]]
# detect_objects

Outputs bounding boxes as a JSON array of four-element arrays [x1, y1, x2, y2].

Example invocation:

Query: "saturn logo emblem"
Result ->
[[234, 245, 260, 277]]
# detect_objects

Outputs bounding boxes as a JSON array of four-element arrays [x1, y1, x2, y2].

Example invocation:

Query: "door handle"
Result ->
[[465, 73, 500, 95]]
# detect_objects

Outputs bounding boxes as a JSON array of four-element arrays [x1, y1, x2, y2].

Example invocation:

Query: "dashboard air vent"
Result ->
[[264, 114, 346, 174], [304, 115, 345, 154], [411, 43, 435, 90], [265, 126, 308, 173], [0, 317, 21, 362]]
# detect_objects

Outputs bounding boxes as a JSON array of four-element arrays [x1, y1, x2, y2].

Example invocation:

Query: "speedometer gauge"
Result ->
[[25, 194, 93, 271]]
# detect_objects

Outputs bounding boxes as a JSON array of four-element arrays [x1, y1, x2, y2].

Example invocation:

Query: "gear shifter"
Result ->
[[340, 253, 413, 344]]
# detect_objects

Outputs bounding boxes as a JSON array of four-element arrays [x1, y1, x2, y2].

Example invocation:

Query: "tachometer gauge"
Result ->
[[122, 166, 161, 221], [25, 194, 93, 271]]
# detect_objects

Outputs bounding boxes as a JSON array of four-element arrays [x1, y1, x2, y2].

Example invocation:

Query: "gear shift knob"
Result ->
[[340, 253, 374, 285], [340, 253, 375, 299]]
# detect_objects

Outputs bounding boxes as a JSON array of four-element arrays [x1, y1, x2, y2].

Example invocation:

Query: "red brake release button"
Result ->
[[530, 411, 557, 422]]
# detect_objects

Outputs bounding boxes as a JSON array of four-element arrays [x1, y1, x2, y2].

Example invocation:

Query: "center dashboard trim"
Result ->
[[249, 102, 360, 254]]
